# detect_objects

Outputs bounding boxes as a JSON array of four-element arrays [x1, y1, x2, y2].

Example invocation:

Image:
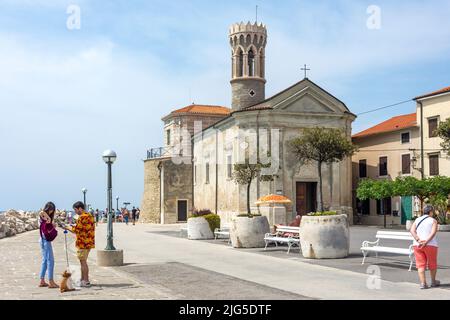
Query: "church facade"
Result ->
[[141, 21, 356, 224]]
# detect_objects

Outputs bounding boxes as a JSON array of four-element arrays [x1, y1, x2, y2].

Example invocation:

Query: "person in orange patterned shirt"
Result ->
[[65, 201, 95, 287]]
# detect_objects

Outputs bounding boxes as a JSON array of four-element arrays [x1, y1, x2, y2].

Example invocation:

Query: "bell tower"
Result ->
[[229, 22, 267, 110]]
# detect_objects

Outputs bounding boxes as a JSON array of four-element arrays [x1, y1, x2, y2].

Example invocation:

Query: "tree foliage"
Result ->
[[232, 159, 273, 216], [437, 117, 450, 155], [290, 127, 357, 212]]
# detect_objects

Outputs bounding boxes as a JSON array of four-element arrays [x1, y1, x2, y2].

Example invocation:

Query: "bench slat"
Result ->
[[361, 246, 412, 255], [376, 235, 414, 241]]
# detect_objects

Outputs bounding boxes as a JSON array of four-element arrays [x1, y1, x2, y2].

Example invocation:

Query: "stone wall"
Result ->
[[231, 78, 265, 110], [140, 159, 162, 223], [162, 161, 192, 224]]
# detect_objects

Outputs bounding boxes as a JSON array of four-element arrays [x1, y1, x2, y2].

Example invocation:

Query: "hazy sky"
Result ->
[[1, 0, 449, 211]]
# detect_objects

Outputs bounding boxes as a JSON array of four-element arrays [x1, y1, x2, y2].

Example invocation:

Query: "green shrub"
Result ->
[[202, 214, 220, 233], [307, 211, 339, 217]]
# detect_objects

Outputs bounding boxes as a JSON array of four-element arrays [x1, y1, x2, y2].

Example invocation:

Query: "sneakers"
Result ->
[[431, 280, 441, 288], [76, 280, 91, 288], [81, 280, 91, 287]]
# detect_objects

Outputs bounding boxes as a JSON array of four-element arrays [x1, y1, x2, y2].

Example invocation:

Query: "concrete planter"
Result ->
[[230, 216, 270, 248], [300, 214, 350, 259], [187, 217, 214, 240], [438, 224, 450, 232]]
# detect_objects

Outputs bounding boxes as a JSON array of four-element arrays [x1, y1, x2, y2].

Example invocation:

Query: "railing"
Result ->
[[147, 147, 167, 159]]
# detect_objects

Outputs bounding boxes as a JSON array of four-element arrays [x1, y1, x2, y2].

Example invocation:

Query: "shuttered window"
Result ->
[[429, 118, 438, 138], [359, 160, 367, 178], [227, 155, 233, 179], [429, 154, 439, 176], [379, 157, 388, 176], [402, 154, 411, 175], [401, 132, 410, 144]]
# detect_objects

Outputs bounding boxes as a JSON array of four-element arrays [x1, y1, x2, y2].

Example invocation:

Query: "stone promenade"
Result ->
[[2, 223, 450, 300]]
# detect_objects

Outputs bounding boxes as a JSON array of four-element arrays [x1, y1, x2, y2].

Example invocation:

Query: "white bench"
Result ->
[[214, 223, 231, 244], [264, 226, 301, 254], [361, 231, 415, 271]]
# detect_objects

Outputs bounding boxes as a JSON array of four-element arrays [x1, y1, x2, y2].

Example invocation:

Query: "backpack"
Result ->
[[40, 219, 58, 242]]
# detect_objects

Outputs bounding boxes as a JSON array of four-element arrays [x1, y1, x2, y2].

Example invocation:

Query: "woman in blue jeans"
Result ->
[[38, 202, 59, 288]]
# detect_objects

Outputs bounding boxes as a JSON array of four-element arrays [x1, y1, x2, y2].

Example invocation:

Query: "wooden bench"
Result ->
[[214, 223, 231, 244], [361, 231, 415, 271], [264, 226, 300, 254]]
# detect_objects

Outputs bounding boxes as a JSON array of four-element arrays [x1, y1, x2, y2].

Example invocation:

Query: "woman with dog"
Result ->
[[38, 201, 59, 289]]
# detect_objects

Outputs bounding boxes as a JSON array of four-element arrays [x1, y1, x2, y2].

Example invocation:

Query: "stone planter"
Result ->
[[230, 216, 270, 248], [300, 214, 350, 259], [438, 224, 450, 232], [187, 217, 214, 240], [406, 220, 414, 231]]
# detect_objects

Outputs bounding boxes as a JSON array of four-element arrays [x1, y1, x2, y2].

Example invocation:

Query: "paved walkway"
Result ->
[[2, 223, 450, 300], [0, 230, 173, 300]]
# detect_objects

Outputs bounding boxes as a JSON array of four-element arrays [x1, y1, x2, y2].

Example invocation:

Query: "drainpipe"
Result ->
[[418, 101, 425, 180], [214, 126, 219, 215], [191, 135, 195, 211]]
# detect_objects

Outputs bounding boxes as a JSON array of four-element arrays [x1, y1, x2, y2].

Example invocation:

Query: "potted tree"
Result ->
[[187, 209, 220, 240], [290, 128, 357, 259], [230, 159, 273, 248]]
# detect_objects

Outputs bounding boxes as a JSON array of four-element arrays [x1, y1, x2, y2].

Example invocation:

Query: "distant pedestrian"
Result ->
[[95, 209, 100, 226], [410, 205, 440, 289], [136, 208, 140, 221], [38, 201, 59, 289], [64, 201, 95, 288], [123, 209, 130, 225], [132, 207, 137, 225], [67, 210, 73, 225]]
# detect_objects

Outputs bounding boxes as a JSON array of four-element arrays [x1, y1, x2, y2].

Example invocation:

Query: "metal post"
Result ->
[[83, 192, 86, 209], [106, 162, 116, 250], [419, 101, 425, 180]]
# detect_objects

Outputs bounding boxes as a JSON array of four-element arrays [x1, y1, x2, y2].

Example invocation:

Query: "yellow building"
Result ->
[[352, 86, 450, 226]]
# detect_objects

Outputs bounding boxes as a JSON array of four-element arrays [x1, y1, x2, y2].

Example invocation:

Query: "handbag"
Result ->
[[40, 218, 58, 242]]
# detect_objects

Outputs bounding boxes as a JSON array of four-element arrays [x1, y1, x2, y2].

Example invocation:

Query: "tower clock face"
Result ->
[[248, 89, 256, 97]]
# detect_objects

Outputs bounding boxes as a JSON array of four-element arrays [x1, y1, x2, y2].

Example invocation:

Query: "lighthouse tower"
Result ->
[[229, 22, 267, 110]]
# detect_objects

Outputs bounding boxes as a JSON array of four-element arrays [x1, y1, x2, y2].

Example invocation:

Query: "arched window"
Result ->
[[248, 49, 255, 77], [237, 49, 244, 77]]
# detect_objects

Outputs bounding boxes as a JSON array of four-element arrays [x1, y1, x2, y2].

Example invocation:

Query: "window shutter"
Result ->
[[402, 154, 411, 174], [429, 118, 438, 138]]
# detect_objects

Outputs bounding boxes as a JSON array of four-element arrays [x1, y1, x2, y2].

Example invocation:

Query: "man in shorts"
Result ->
[[66, 201, 95, 287]]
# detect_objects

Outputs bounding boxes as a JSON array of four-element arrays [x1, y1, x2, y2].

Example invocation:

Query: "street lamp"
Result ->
[[102, 150, 117, 251], [81, 188, 87, 209], [116, 196, 119, 211]]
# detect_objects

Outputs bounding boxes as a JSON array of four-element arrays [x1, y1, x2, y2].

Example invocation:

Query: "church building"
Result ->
[[141, 21, 356, 225]]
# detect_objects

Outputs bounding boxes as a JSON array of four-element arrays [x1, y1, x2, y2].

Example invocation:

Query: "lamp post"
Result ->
[[81, 188, 87, 209], [116, 196, 119, 212], [102, 150, 117, 251], [97, 150, 123, 267]]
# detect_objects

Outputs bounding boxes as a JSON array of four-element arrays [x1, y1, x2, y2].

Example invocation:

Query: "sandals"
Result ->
[[420, 283, 429, 289], [38, 283, 49, 288]]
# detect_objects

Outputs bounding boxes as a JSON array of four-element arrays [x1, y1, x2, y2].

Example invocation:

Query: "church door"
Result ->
[[296, 182, 317, 216]]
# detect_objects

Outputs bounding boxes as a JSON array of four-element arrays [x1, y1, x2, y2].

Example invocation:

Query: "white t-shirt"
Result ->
[[413, 215, 438, 247]]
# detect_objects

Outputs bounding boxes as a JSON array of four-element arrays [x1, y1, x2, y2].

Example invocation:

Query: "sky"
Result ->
[[1, 0, 449, 211]]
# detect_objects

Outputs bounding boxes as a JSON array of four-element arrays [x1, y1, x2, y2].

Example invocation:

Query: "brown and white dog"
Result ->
[[60, 270, 76, 293]]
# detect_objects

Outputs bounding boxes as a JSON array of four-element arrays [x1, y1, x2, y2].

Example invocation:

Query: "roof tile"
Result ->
[[352, 113, 417, 139]]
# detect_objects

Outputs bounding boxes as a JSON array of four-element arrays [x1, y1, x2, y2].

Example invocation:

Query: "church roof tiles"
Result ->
[[414, 85, 450, 100], [172, 104, 230, 115], [352, 113, 417, 139]]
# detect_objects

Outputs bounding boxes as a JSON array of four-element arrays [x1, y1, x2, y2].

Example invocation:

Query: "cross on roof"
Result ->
[[301, 64, 310, 79]]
